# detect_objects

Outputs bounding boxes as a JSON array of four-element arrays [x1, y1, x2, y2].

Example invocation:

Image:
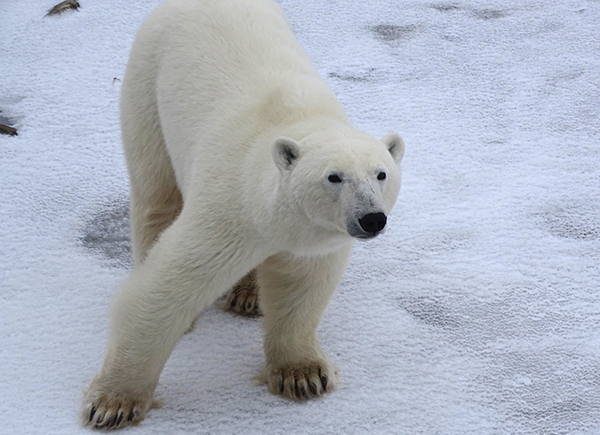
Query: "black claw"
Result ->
[[321, 375, 328, 391], [278, 377, 284, 394], [104, 414, 117, 428], [127, 410, 135, 422], [89, 405, 97, 422], [230, 297, 237, 308], [300, 386, 307, 397], [96, 415, 104, 426], [309, 382, 318, 395], [116, 412, 124, 427]]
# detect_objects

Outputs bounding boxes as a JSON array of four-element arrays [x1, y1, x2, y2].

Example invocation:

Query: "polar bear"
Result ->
[[82, 0, 405, 429]]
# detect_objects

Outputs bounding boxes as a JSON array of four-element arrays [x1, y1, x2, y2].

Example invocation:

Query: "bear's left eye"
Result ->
[[328, 174, 343, 183], [377, 172, 387, 181]]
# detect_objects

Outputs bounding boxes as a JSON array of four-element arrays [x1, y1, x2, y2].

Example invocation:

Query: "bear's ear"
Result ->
[[272, 137, 300, 171], [381, 132, 405, 164]]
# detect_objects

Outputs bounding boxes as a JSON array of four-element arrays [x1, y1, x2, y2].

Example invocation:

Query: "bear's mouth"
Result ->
[[353, 231, 384, 241], [346, 225, 385, 240]]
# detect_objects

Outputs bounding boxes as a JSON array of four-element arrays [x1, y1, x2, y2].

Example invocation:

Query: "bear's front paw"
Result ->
[[81, 386, 155, 430], [265, 361, 337, 400]]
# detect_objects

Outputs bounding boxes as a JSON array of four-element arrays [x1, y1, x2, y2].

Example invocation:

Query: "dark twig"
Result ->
[[46, 0, 80, 17]]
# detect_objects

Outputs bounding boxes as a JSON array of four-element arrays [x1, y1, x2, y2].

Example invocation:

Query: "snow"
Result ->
[[1, 0, 599, 434]]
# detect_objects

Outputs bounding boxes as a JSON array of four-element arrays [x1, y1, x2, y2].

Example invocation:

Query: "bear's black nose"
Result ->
[[358, 212, 387, 235]]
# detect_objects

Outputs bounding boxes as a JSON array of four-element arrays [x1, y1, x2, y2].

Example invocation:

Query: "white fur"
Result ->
[[82, 0, 404, 429]]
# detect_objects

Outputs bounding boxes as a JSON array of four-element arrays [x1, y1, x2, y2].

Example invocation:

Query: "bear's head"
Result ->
[[272, 128, 404, 241]]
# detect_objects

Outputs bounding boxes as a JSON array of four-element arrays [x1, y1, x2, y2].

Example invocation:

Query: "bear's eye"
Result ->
[[377, 172, 387, 181], [328, 174, 343, 183]]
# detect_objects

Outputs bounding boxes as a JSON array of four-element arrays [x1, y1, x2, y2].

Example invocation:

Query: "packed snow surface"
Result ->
[[1, 0, 599, 434]]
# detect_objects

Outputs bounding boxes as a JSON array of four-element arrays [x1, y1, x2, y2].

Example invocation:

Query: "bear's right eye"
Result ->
[[328, 174, 343, 183]]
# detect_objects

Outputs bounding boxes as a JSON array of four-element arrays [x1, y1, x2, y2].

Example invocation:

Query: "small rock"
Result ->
[[0, 124, 17, 136]]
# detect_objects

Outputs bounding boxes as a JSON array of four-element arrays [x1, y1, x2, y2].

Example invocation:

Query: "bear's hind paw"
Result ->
[[223, 270, 261, 317]]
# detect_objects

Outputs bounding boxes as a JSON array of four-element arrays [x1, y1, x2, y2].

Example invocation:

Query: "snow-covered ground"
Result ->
[[1, 0, 599, 434]]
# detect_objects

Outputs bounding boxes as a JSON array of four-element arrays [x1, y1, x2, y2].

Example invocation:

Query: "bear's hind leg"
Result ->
[[129, 183, 183, 267], [121, 73, 183, 267], [258, 245, 352, 400]]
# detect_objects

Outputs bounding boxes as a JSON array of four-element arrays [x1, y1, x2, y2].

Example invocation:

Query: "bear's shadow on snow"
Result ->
[[80, 197, 133, 268]]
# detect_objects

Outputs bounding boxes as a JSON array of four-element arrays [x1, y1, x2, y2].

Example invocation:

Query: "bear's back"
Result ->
[[124, 0, 347, 197], [149, 0, 317, 90]]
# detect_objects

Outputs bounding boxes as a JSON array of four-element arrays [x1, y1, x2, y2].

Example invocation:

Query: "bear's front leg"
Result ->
[[82, 259, 200, 428], [82, 214, 254, 429], [257, 245, 352, 400]]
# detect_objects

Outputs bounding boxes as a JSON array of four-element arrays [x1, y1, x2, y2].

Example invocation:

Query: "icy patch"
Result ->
[[536, 201, 600, 241], [430, 4, 462, 13], [80, 197, 132, 268], [398, 295, 461, 329], [370, 24, 418, 45], [0, 111, 13, 126], [472, 9, 508, 20], [329, 68, 375, 83]]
